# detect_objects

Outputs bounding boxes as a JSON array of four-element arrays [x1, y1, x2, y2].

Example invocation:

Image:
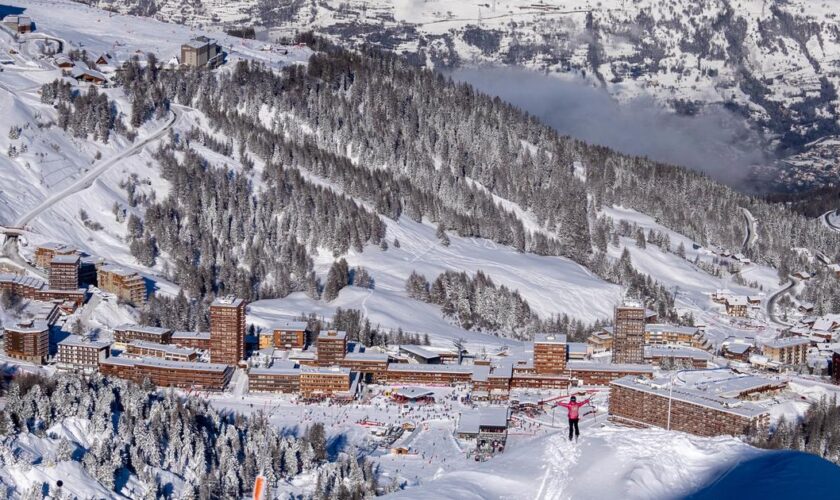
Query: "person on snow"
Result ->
[[557, 395, 591, 441]]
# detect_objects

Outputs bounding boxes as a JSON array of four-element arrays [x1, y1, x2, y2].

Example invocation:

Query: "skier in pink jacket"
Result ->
[[557, 395, 591, 441]]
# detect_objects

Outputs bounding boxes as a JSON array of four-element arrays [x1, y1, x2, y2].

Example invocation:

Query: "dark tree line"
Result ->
[[749, 395, 840, 465]]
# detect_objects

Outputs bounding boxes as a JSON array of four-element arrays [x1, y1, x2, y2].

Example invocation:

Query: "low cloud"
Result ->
[[449, 67, 772, 190]]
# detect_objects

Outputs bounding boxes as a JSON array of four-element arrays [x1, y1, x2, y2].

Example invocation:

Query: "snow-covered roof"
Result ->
[[567, 342, 589, 354], [318, 330, 347, 340], [725, 296, 748, 306], [644, 324, 699, 335], [533, 333, 567, 345], [99, 264, 140, 277], [386, 363, 473, 374], [58, 335, 110, 349], [211, 295, 244, 308], [250, 366, 300, 376], [114, 324, 171, 336], [128, 340, 196, 356], [723, 343, 752, 355], [271, 320, 308, 331], [567, 361, 653, 373], [51, 253, 80, 265], [490, 363, 513, 378], [171, 331, 211, 340], [300, 366, 350, 375], [343, 351, 389, 362], [136, 357, 230, 372], [764, 337, 811, 349], [813, 315, 840, 332], [696, 376, 786, 399], [644, 345, 712, 360], [611, 376, 767, 418], [399, 345, 440, 360], [0, 273, 45, 290], [471, 365, 491, 382], [4, 320, 49, 333], [457, 407, 509, 434], [183, 36, 216, 49]]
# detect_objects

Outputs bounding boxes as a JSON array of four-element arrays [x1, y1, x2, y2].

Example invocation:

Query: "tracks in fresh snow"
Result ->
[[536, 431, 582, 500]]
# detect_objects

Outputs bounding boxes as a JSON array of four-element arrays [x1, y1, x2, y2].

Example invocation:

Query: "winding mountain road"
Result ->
[[821, 210, 840, 233], [14, 109, 179, 227], [2, 109, 179, 275], [766, 276, 797, 328]]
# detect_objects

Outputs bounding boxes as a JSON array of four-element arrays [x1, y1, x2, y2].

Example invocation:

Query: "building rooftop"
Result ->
[[343, 352, 389, 362], [99, 264, 140, 278], [318, 330, 347, 340], [534, 333, 567, 345], [250, 366, 301, 376], [0, 274, 46, 289], [51, 254, 80, 265], [300, 366, 351, 375], [398, 344, 440, 360], [726, 296, 748, 306], [136, 356, 230, 373], [764, 337, 811, 349], [644, 345, 712, 360], [58, 335, 110, 349], [114, 324, 171, 336], [567, 361, 654, 373], [171, 331, 211, 340], [696, 375, 787, 399], [723, 343, 752, 355], [611, 376, 768, 418], [211, 295, 244, 308], [271, 321, 308, 331], [129, 340, 196, 357], [644, 323, 699, 335], [386, 363, 473, 374], [567, 342, 589, 354], [4, 319, 49, 334], [471, 365, 491, 382], [457, 407, 509, 434], [490, 363, 513, 379]]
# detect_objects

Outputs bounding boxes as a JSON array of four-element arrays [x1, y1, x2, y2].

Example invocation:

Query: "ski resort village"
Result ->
[[1, 1, 840, 498]]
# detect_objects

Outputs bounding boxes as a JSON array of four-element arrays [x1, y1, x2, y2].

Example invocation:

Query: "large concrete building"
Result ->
[[316, 330, 347, 366], [97, 264, 147, 305], [533, 334, 567, 374], [3, 319, 50, 364], [49, 254, 80, 291], [612, 305, 645, 364], [210, 296, 247, 366], [180, 36, 221, 67], [100, 356, 233, 390], [56, 335, 111, 373]]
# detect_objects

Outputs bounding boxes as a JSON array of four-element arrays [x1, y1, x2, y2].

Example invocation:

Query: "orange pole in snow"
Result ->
[[253, 475, 266, 500]]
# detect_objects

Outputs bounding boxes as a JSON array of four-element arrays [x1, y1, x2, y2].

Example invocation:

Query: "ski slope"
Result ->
[[390, 424, 840, 500]]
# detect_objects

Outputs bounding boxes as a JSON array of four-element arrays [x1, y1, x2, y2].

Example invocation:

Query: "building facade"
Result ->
[[533, 334, 567, 374], [100, 356, 233, 390], [56, 335, 111, 373], [609, 376, 768, 437], [613, 305, 645, 364], [49, 254, 80, 290], [763, 337, 809, 366], [126, 340, 198, 362], [113, 325, 172, 347], [299, 367, 352, 398], [316, 330, 347, 366], [97, 265, 146, 304], [180, 36, 221, 67], [210, 296, 246, 366], [3, 319, 49, 364]]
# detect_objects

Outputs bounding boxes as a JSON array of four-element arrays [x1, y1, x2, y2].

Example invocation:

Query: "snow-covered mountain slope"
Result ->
[[390, 424, 840, 500], [76, 0, 840, 191], [1, 0, 814, 349]]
